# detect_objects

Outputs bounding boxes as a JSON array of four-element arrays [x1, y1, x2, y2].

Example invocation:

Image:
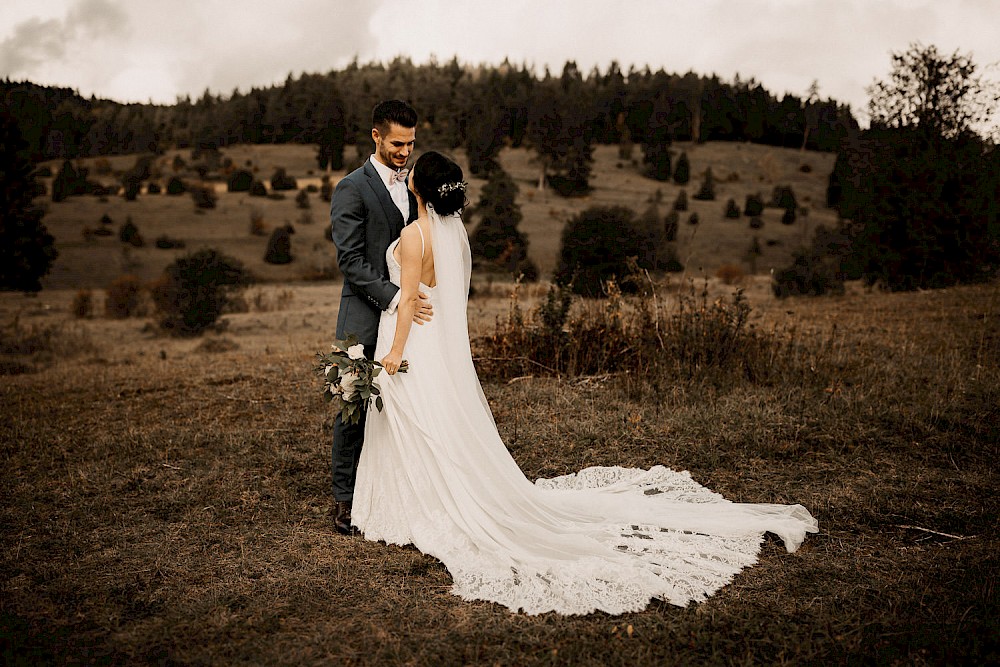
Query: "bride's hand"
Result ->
[[413, 291, 433, 325], [381, 350, 404, 375]]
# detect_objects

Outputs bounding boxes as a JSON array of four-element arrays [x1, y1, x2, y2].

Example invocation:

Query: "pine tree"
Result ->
[[469, 168, 529, 273], [673, 189, 688, 212], [672, 151, 690, 184], [725, 198, 741, 218], [264, 226, 293, 264], [466, 105, 507, 177], [0, 113, 58, 291], [693, 167, 716, 200], [663, 211, 679, 242]]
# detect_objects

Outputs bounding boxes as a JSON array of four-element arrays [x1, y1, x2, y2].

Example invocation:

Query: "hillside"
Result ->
[[35, 142, 836, 290]]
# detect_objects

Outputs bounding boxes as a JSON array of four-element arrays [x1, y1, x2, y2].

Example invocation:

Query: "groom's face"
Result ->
[[373, 122, 416, 170]]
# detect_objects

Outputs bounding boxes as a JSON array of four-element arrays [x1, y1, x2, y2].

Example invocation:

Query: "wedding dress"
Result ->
[[352, 208, 817, 615]]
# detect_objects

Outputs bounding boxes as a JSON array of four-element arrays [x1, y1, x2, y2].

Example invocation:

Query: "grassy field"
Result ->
[[36, 141, 836, 290], [1, 270, 997, 664]]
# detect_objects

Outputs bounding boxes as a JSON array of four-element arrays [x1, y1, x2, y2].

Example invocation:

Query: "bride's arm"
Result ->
[[381, 225, 422, 374]]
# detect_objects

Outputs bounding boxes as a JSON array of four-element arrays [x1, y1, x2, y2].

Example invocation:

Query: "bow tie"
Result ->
[[389, 168, 408, 186]]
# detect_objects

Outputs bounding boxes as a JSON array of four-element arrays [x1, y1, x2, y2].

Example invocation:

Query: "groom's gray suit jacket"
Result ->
[[330, 159, 418, 346]]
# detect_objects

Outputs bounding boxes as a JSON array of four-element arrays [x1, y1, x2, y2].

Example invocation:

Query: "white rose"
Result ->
[[340, 370, 361, 401], [347, 344, 365, 360]]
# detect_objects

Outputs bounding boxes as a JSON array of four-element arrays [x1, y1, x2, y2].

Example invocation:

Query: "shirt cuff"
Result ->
[[386, 291, 401, 314]]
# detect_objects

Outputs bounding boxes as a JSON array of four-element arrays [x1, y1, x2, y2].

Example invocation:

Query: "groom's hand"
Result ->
[[413, 291, 433, 325]]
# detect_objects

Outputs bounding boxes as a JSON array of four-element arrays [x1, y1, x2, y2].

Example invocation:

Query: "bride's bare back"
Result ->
[[394, 218, 435, 288]]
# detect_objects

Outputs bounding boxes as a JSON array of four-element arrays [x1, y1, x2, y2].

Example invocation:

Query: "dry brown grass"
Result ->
[[1, 277, 997, 665]]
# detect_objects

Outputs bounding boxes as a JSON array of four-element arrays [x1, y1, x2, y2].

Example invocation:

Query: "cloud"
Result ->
[[0, 17, 68, 73], [0, 0, 381, 102], [2, 0, 999, 111], [0, 0, 127, 75]]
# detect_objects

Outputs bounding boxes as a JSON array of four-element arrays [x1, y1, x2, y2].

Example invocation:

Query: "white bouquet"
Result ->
[[315, 335, 407, 424]]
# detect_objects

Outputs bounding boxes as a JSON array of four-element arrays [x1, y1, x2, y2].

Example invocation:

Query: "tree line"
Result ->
[[1, 57, 857, 166]]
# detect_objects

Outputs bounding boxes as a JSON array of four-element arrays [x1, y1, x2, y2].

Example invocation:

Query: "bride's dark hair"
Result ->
[[412, 151, 467, 217]]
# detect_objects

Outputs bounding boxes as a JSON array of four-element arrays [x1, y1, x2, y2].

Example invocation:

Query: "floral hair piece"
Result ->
[[437, 181, 468, 197]]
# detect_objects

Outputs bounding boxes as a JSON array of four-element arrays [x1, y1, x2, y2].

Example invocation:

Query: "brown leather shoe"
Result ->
[[333, 500, 358, 536]]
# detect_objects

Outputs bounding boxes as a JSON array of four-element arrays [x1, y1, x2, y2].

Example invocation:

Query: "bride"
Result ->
[[352, 151, 818, 615]]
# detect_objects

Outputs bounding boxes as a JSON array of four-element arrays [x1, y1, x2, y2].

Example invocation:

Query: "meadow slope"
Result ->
[[36, 141, 836, 290]]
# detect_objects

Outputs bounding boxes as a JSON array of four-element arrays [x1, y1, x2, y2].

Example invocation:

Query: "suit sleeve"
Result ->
[[330, 177, 399, 310]]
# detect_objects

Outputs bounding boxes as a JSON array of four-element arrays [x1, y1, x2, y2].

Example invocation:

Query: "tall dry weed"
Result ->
[[475, 275, 803, 384]]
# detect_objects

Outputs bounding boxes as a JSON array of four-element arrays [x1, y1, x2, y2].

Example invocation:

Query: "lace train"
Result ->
[[352, 209, 817, 615]]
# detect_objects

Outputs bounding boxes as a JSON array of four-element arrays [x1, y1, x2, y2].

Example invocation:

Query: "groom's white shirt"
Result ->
[[369, 154, 408, 315]]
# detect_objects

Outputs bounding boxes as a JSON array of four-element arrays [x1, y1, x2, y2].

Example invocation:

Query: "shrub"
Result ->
[[673, 151, 690, 184], [227, 169, 253, 192], [781, 208, 797, 225], [119, 218, 143, 247], [770, 185, 798, 211], [772, 252, 845, 298], [663, 211, 679, 242], [692, 167, 716, 201], [725, 199, 740, 218], [147, 182, 161, 194], [250, 180, 268, 197], [554, 205, 644, 297], [51, 160, 89, 202], [71, 289, 94, 318], [687, 212, 700, 226], [320, 176, 333, 202], [151, 249, 252, 335], [154, 235, 185, 249], [514, 258, 540, 282], [663, 245, 684, 273], [249, 208, 266, 236], [673, 189, 688, 211], [295, 190, 310, 209], [643, 141, 671, 181], [190, 185, 217, 209], [166, 177, 186, 195], [264, 226, 293, 264], [744, 193, 765, 216], [747, 236, 763, 273], [105, 275, 145, 318], [122, 177, 141, 201], [270, 167, 297, 191], [772, 224, 850, 297], [749, 216, 764, 230]]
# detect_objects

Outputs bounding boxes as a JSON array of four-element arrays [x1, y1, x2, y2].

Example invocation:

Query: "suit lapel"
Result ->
[[363, 161, 405, 236]]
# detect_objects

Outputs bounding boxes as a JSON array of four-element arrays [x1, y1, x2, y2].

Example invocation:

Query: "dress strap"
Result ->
[[414, 222, 426, 259]]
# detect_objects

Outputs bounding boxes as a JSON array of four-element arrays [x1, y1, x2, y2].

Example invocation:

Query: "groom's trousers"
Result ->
[[331, 343, 376, 502]]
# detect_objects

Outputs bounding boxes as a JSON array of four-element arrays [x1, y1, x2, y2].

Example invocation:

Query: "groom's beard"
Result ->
[[377, 144, 409, 170]]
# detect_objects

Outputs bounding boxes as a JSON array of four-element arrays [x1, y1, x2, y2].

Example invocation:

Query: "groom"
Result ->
[[329, 99, 430, 535]]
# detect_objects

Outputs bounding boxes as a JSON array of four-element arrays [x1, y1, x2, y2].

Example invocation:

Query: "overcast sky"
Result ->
[[2, 0, 999, 123]]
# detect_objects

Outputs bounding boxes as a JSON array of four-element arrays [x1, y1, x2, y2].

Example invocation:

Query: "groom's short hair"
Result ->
[[373, 100, 417, 133]]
